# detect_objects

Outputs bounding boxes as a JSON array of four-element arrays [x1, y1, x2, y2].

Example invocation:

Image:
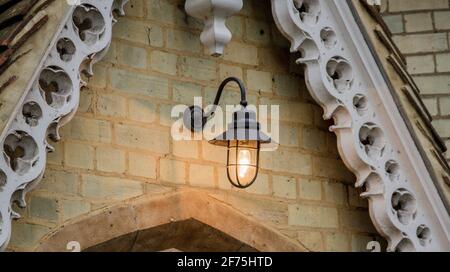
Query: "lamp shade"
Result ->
[[209, 107, 271, 146]]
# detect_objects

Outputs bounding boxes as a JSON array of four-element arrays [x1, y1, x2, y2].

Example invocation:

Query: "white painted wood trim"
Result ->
[[270, 0, 450, 252], [0, 0, 128, 251], [185, 0, 243, 57]]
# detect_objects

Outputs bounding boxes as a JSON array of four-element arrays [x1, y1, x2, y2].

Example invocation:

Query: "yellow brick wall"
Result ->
[[8, 0, 381, 252], [382, 0, 450, 161]]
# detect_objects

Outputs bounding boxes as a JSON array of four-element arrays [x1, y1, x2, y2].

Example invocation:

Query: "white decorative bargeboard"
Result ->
[[0, 0, 128, 251], [269, 0, 450, 251]]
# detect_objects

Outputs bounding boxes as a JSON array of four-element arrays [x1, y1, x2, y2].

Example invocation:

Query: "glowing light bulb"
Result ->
[[225, 141, 261, 188], [238, 149, 251, 178]]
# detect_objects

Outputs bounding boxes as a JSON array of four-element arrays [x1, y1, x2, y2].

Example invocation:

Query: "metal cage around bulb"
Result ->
[[184, 77, 274, 189], [226, 140, 260, 188], [209, 107, 271, 188]]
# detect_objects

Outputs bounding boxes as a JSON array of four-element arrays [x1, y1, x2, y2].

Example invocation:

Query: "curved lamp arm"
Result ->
[[205, 77, 248, 119], [214, 77, 248, 107], [184, 77, 248, 132]]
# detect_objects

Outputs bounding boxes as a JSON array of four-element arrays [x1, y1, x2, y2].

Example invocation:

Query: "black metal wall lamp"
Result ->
[[183, 77, 273, 189]]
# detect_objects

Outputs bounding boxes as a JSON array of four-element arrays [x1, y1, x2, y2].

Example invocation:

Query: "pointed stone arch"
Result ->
[[36, 190, 307, 252], [84, 219, 260, 252]]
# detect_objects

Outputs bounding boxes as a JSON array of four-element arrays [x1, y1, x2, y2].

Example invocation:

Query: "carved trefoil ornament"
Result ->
[[0, 0, 128, 251], [185, 0, 243, 57]]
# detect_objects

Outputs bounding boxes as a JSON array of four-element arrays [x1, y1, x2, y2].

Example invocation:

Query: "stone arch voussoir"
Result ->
[[36, 190, 307, 252]]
